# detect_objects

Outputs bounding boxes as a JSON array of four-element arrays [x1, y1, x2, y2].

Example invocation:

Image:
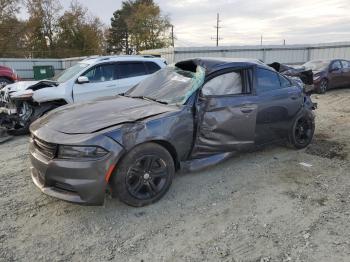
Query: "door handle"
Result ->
[[290, 95, 298, 100], [106, 84, 116, 88]]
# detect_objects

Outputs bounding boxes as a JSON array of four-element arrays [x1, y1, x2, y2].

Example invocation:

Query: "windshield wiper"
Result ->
[[126, 95, 168, 105]]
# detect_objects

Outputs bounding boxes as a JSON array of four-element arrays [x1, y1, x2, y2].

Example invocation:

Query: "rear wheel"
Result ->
[[317, 79, 328, 94], [111, 143, 175, 207], [289, 114, 315, 149]]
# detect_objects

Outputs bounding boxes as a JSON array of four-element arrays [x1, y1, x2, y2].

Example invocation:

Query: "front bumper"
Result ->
[[29, 132, 125, 205]]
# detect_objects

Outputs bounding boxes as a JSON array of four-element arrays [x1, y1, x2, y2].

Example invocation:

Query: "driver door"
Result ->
[[191, 68, 258, 158], [73, 63, 119, 102]]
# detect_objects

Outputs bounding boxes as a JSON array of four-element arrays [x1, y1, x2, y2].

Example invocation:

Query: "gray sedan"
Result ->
[[29, 58, 316, 206]]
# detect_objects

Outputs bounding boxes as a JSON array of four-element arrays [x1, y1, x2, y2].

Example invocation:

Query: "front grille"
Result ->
[[33, 136, 57, 159], [53, 182, 76, 193]]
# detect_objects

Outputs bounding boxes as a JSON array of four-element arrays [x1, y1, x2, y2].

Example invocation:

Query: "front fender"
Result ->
[[104, 108, 194, 162], [32, 83, 72, 103]]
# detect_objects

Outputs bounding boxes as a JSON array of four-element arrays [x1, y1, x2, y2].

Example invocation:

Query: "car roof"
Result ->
[[80, 55, 166, 65], [175, 57, 272, 75]]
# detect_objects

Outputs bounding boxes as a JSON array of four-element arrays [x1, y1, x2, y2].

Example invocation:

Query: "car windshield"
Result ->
[[52, 63, 89, 83], [125, 65, 205, 105], [302, 60, 329, 71]]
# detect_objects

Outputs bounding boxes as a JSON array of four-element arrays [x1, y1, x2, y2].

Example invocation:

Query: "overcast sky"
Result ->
[[21, 0, 350, 47]]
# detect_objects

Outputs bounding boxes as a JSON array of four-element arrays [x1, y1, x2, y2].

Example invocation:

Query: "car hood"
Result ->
[[4, 81, 39, 93], [31, 96, 179, 134]]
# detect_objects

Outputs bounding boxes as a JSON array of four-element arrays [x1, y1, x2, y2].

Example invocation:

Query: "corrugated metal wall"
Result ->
[[0, 57, 85, 79], [141, 42, 350, 65], [3, 42, 350, 79]]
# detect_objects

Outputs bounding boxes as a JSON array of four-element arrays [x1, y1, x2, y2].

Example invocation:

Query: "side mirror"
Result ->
[[77, 76, 89, 84]]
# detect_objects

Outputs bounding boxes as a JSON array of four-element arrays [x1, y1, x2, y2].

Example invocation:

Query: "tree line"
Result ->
[[0, 0, 172, 58]]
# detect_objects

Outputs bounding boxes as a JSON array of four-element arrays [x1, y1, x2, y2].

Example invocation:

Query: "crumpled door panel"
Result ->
[[191, 96, 257, 158]]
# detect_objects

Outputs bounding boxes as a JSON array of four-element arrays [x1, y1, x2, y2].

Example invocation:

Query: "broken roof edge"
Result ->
[[175, 57, 271, 75]]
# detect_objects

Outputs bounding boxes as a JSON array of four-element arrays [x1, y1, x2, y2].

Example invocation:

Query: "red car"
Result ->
[[0, 65, 19, 88], [302, 59, 350, 94]]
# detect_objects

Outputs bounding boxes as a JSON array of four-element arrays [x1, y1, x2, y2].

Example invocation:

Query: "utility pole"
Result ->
[[171, 25, 175, 47], [211, 13, 222, 46], [283, 39, 286, 46], [260, 35, 263, 46]]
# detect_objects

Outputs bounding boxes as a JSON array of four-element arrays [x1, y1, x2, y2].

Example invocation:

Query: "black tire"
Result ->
[[289, 114, 315, 149], [317, 78, 328, 94], [111, 143, 175, 207], [0, 77, 12, 88]]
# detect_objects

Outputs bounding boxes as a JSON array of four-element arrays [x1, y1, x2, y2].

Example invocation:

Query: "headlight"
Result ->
[[57, 145, 109, 159], [12, 90, 33, 99]]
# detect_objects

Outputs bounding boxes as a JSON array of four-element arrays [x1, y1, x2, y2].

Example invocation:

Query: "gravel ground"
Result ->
[[0, 89, 349, 262]]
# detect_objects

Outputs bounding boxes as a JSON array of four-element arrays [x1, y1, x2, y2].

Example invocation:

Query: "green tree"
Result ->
[[0, 0, 20, 21], [56, 1, 105, 57], [0, 0, 28, 58], [108, 0, 171, 54], [25, 0, 62, 57]]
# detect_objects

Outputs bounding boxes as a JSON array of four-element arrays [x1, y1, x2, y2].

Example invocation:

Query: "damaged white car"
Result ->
[[0, 56, 166, 134]]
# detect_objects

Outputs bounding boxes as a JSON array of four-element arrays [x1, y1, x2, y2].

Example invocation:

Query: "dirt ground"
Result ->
[[0, 89, 349, 262]]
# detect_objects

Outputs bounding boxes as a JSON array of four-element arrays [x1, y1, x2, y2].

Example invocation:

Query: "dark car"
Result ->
[[0, 65, 19, 88], [301, 59, 350, 94], [29, 58, 316, 206]]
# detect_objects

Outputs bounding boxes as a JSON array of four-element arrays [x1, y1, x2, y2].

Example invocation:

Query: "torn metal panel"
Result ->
[[268, 62, 314, 85], [191, 95, 257, 158]]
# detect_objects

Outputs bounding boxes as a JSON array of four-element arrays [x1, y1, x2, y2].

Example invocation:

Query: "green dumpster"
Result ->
[[33, 65, 55, 80]]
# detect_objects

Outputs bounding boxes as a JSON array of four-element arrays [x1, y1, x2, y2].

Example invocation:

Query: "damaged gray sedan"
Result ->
[[29, 58, 316, 206]]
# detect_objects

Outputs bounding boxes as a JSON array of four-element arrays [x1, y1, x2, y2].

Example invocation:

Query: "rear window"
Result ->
[[145, 62, 161, 74], [118, 62, 147, 79], [257, 68, 281, 93]]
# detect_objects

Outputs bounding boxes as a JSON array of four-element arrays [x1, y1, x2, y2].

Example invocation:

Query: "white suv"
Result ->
[[0, 56, 166, 134]]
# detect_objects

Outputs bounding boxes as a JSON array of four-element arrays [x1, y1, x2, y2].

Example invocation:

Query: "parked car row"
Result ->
[[272, 59, 350, 94], [301, 59, 350, 94]]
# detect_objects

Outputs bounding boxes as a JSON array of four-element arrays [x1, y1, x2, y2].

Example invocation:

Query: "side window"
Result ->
[[118, 62, 147, 79], [257, 68, 281, 93], [82, 64, 116, 83], [279, 74, 292, 88], [331, 61, 342, 70], [145, 62, 161, 74], [202, 71, 243, 96], [341, 60, 350, 69]]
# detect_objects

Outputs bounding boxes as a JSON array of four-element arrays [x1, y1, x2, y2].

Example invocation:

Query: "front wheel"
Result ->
[[111, 143, 175, 207], [317, 79, 328, 94], [289, 114, 315, 149]]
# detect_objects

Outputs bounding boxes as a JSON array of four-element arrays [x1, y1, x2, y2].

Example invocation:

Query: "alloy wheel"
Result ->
[[126, 155, 169, 200], [320, 79, 328, 93]]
